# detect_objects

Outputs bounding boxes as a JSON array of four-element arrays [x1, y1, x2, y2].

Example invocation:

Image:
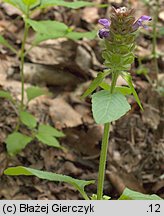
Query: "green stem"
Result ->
[[97, 122, 110, 200], [80, 190, 90, 200], [16, 10, 30, 131], [97, 72, 118, 200], [152, 2, 159, 85], [20, 20, 29, 110]]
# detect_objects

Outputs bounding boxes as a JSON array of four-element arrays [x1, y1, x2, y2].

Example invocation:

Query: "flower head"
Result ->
[[98, 7, 152, 39]]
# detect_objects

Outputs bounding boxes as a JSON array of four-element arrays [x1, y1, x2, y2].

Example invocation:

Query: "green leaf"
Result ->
[[40, 0, 94, 9], [81, 72, 109, 99], [5, 132, 32, 156], [92, 90, 131, 124], [36, 124, 64, 148], [119, 188, 163, 200], [38, 124, 65, 138], [3, 0, 40, 13], [26, 86, 48, 102], [115, 86, 132, 95], [0, 90, 13, 101], [23, 0, 38, 6], [66, 31, 97, 40], [36, 133, 62, 149], [122, 73, 143, 110], [34, 30, 96, 44], [20, 111, 37, 129], [99, 82, 132, 95], [3, 0, 27, 13], [26, 19, 68, 37], [4, 166, 94, 200], [0, 35, 17, 53]]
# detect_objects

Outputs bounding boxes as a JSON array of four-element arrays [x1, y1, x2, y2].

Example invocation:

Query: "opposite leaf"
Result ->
[[5, 132, 32, 156], [122, 73, 143, 110], [26, 19, 68, 37], [4, 166, 95, 199], [40, 0, 94, 9], [119, 188, 162, 200], [0, 35, 17, 53], [0, 90, 13, 101], [99, 82, 132, 95], [3, 0, 28, 14], [81, 72, 108, 99], [36, 133, 61, 149], [66, 31, 97, 40], [23, 0, 38, 6], [20, 111, 37, 129], [26, 86, 48, 102], [3, 0, 40, 13], [92, 90, 131, 124], [38, 124, 65, 138]]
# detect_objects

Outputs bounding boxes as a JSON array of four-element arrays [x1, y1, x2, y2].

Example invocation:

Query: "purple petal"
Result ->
[[98, 18, 111, 29], [132, 15, 152, 31], [98, 29, 110, 39], [138, 15, 152, 22]]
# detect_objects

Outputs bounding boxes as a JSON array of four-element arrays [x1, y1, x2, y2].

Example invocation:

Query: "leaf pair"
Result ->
[[81, 71, 143, 124], [26, 19, 96, 45], [5, 123, 65, 156], [0, 86, 47, 104], [35, 124, 65, 149]]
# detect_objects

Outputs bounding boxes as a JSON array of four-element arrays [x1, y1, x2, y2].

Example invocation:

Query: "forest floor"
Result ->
[[0, 0, 164, 199]]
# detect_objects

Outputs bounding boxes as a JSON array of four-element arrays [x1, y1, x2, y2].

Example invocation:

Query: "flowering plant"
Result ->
[[3, 5, 162, 200], [82, 7, 152, 199]]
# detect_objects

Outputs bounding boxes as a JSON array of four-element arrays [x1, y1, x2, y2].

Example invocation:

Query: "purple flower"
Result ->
[[98, 18, 111, 29], [132, 15, 152, 31], [98, 18, 111, 39], [98, 29, 110, 39]]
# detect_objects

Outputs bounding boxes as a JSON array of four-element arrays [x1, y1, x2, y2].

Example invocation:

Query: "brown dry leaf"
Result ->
[[74, 104, 94, 124], [82, 7, 99, 23], [26, 39, 93, 77], [142, 105, 160, 130], [16, 63, 80, 87], [106, 168, 146, 195], [0, 20, 18, 33], [159, 11, 164, 21], [136, 45, 151, 58], [49, 98, 82, 129], [58, 161, 82, 176], [1, 3, 22, 16], [64, 124, 103, 156], [26, 39, 77, 65]]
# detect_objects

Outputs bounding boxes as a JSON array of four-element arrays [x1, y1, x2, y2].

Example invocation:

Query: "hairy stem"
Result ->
[[97, 72, 118, 200]]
